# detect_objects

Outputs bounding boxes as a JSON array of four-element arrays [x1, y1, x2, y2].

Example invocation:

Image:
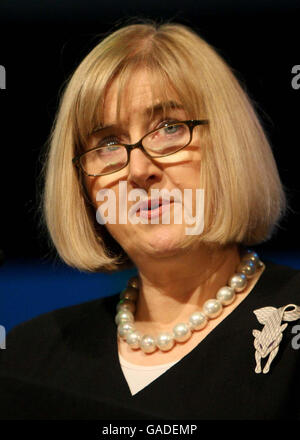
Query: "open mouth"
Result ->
[[140, 201, 161, 212], [137, 199, 168, 213], [136, 199, 173, 219]]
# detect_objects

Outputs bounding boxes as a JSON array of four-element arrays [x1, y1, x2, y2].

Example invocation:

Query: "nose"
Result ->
[[127, 146, 161, 189]]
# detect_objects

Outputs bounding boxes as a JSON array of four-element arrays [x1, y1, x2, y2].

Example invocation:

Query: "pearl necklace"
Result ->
[[115, 250, 263, 353]]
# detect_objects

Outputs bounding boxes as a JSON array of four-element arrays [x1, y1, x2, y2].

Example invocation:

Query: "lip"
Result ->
[[137, 201, 174, 219], [135, 197, 171, 214], [134, 197, 173, 218]]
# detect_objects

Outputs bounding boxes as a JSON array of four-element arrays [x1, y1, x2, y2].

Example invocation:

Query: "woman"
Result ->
[[0, 19, 300, 420]]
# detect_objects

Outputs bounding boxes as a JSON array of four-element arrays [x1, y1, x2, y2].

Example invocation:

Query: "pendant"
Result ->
[[252, 304, 300, 374]]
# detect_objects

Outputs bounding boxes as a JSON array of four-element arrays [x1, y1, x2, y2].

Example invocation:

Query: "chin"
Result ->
[[145, 227, 187, 255]]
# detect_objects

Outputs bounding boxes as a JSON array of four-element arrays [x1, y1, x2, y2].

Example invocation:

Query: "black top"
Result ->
[[0, 260, 300, 420]]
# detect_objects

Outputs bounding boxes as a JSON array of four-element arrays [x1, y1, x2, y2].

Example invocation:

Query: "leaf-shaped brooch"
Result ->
[[252, 304, 300, 374]]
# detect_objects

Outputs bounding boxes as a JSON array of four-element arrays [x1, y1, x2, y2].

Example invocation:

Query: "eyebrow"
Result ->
[[91, 100, 184, 134]]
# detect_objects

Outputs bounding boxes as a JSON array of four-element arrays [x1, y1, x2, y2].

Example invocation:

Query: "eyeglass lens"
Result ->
[[80, 122, 190, 175]]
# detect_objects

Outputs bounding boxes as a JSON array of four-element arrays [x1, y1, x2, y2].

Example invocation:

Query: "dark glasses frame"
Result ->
[[72, 119, 209, 177]]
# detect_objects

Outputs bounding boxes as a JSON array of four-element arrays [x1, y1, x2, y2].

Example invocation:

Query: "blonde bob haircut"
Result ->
[[40, 19, 287, 273]]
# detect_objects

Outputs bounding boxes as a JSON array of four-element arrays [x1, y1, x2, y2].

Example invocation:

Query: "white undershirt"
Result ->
[[118, 353, 181, 396]]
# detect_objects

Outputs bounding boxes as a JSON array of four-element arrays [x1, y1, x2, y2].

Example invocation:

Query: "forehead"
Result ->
[[102, 68, 183, 126]]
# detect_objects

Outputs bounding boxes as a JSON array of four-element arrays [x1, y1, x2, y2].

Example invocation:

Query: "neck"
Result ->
[[130, 243, 242, 333]]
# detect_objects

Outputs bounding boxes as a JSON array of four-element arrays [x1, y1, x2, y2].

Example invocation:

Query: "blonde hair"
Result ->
[[39, 18, 287, 272]]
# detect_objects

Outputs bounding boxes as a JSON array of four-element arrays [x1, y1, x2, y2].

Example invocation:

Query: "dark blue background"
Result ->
[[0, 1, 299, 331]]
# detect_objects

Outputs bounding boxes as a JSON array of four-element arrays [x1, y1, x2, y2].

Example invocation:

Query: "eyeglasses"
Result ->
[[72, 119, 209, 177]]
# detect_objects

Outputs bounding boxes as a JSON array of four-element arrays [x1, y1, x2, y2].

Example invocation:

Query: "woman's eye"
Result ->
[[164, 124, 179, 134], [97, 135, 120, 147], [158, 119, 179, 129], [156, 119, 181, 134]]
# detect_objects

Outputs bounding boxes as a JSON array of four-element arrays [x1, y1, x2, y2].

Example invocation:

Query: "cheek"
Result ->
[[172, 164, 201, 191], [86, 180, 124, 229], [171, 148, 201, 177], [84, 175, 116, 209]]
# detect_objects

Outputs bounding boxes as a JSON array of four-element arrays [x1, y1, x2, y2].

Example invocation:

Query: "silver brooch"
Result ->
[[252, 304, 300, 374]]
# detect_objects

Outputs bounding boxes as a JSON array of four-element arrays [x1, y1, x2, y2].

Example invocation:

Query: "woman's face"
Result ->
[[84, 69, 203, 261]]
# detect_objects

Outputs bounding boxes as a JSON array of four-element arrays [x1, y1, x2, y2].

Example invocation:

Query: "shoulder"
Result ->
[[8, 291, 119, 335], [247, 260, 300, 328], [258, 259, 300, 304], [0, 292, 119, 369]]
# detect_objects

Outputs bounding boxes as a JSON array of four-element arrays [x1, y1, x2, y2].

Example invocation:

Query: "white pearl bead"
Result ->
[[228, 273, 247, 292], [116, 250, 262, 354], [116, 299, 136, 314], [189, 311, 208, 330], [173, 323, 192, 342], [216, 286, 236, 305], [237, 260, 256, 278], [115, 310, 134, 325], [126, 331, 142, 349], [156, 332, 175, 351], [203, 299, 223, 318], [140, 335, 157, 353], [117, 322, 135, 339], [120, 287, 138, 302], [241, 251, 259, 265]]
